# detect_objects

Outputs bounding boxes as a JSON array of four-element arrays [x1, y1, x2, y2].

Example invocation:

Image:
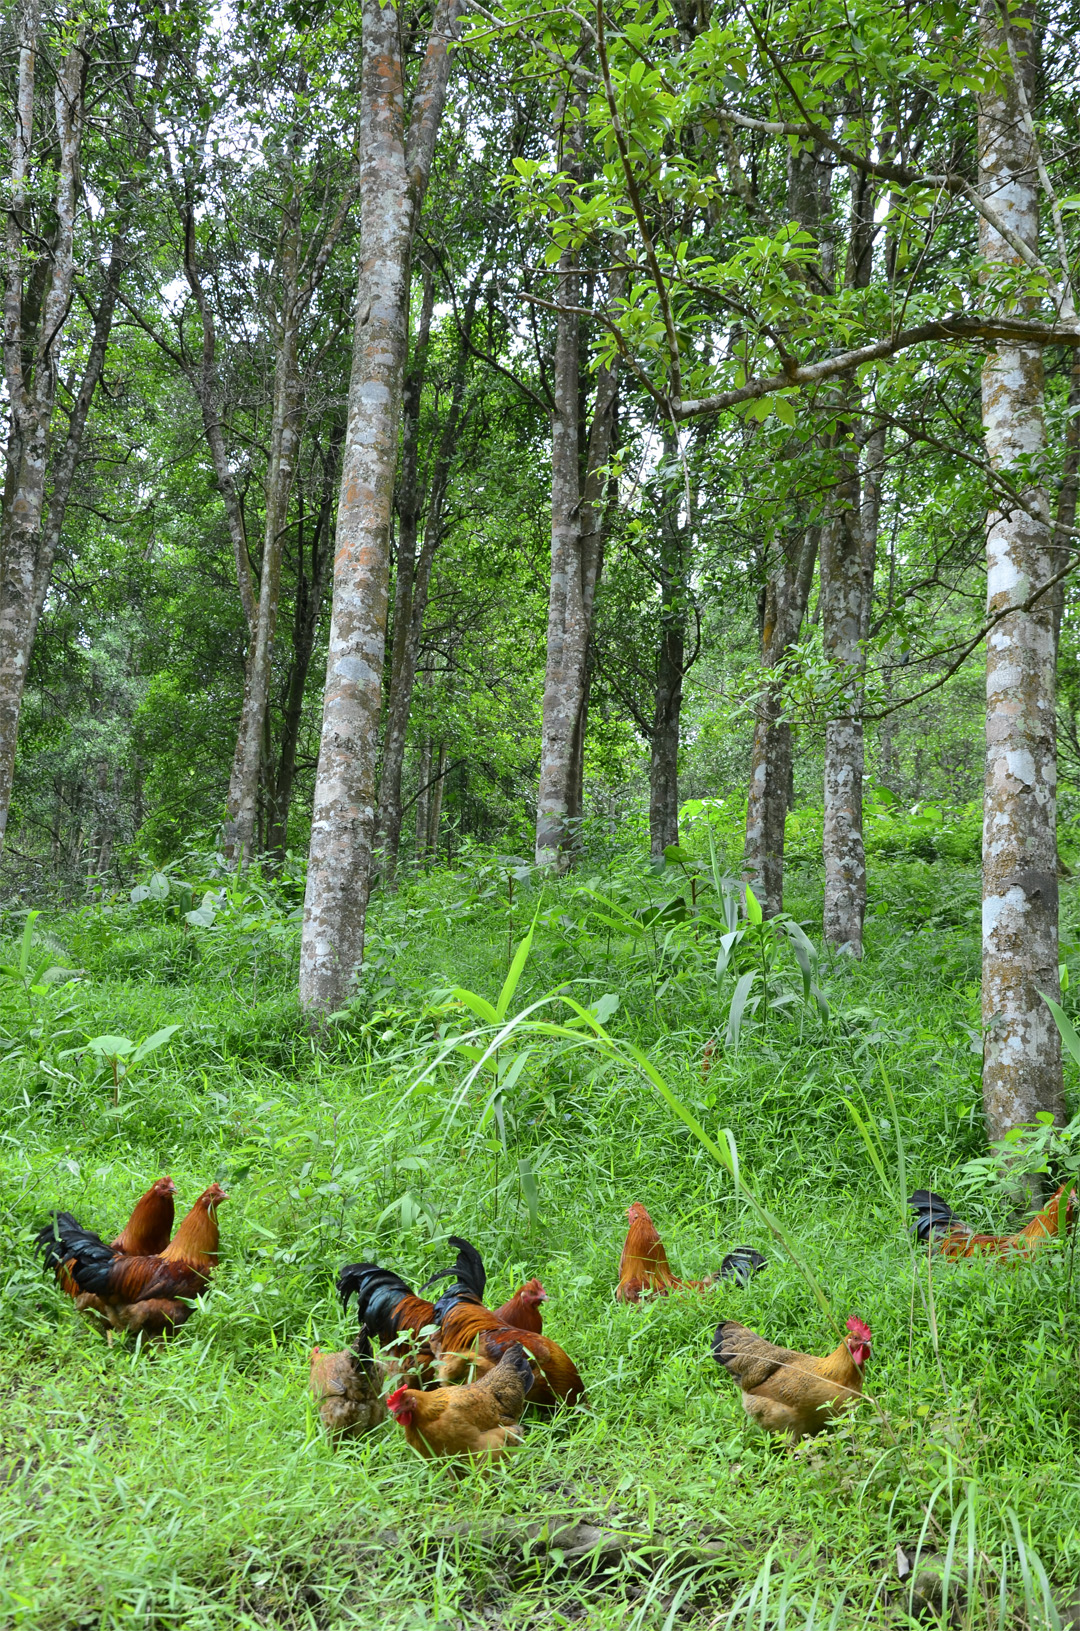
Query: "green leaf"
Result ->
[[130, 1024, 181, 1065], [1039, 990, 1080, 1069], [725, 970, 757, 1049], [518, 1156, 540, 1228], [18, 911, 39, 979], [744, 884, 763, 926], [87, 1034, 136, 1058], [496, 911, 538, 1020]]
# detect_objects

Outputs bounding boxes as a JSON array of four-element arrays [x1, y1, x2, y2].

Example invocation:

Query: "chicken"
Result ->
[[38, 1183, 227, 1338], [713, 1315, 872, 1442], [386, 1341, 534, 1465], [616, 1203, 766, 1303], [909, 1182, 1076, 1260], [430, 1237, 585, 1406], [336, 1262, 440, 1383], [36, 1176, 176, 1299], [492, 1277, 547, 1333], [310, 1331, 389, 1442]]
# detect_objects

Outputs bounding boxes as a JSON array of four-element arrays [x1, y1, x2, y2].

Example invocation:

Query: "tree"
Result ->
[[977, 0, 1065, 1152], [300, 0, 460, 1013]]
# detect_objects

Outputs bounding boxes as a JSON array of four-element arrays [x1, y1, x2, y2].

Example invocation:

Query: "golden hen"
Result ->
[[386, 1341, 534, 1465], [310, 1331, 389, 1442], [713, 1315, 872, 1442]]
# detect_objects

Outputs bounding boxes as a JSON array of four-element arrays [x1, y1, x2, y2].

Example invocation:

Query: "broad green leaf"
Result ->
[[1039, 990, 1080, 1069], [130, 1024, 181, 1065], [725, 970, 757, 1049], [496, 912, 537, 1020], [518, 1156, 540, 1228], [744, 885, 763, 925], [87, 1034, 135, 1057]]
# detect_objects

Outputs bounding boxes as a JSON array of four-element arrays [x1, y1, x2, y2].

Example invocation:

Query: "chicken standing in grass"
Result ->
[[36, 1176, 177, 1300], [310, 1331, 389, 1442], [713, 1315, 872, 1442], [386, 1342, 534, 1465], [491, 1277, 547, 1333], [616, 1203, 766, 1302], [38, 1183, 227, 1338], [908, 1183, 1076, 1259], [430, 1237, 585, 1406]]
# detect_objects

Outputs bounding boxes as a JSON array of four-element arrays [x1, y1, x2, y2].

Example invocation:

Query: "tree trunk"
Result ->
[[427, 743, 447, 859], [0, 20, 87, 850], [820, 432, 867, 953], [535, 216, 622, 869], [979, 0, 1063, 1147], [820, 139, 878, 955], [223, 291, 302, 865], [377, 274, 480, 886], [744, 526, 817, 914], [266, 429, 340, 860], [300, 0, 459, 1013], [414, 734, 432, 858], [649, 427, 689, 860], [743, 144, 830, 913]]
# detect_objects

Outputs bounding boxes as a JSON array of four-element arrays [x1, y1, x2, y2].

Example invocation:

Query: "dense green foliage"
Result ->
[[3, 813, 1080, 1628]]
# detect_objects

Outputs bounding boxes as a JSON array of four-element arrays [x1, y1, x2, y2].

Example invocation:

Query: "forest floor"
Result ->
[[2, 815, 1080, 1630]]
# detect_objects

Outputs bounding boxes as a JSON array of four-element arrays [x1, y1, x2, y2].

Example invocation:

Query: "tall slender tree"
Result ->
[[300, 0, 460, 1013]]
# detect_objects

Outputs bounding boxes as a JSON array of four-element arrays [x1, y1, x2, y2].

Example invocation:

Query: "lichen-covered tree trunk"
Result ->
[[744, 527, 817, 914], [0, 19, 86, 848], [224, 307, 302, 866], [266, 429, 340, 860], [299, 0, 459, 1012], [820, 433, 867, 953], [979, 0, 1063, 1145], [744, 144, 829, 914], [377, 276, 478, 886]]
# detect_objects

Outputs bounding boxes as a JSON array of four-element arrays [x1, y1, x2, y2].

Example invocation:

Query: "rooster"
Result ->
[[616, 1203, 766, 1303], [310, 1331, 389, 1442], [36, 1176, 176, 1299], [492, 1277, 547, 1333], [430, 1237, 585, 1406], [336, 1263, 441, 1383], [386, 1341, 534, 1465], [37, 1183, 227, 1338], [713, 1315, 872, 1442], [909, 1182, 1076, 1259]]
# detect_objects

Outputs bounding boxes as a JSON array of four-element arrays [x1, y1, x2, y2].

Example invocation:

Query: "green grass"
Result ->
[[2, 826, 1079, 1629]]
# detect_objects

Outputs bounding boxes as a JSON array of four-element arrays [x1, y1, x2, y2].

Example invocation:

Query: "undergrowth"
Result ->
[[2, 804, 1079, 1629]]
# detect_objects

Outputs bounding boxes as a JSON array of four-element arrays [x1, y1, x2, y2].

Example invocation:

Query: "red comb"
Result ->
[[846, 1316, 872, 1341], [386, 1383, 409, 1409]]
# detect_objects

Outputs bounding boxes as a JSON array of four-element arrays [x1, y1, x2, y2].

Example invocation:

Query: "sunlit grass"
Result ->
[[1, 830, 1078, 1627]]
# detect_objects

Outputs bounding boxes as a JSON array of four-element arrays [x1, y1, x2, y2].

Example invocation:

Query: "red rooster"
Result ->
[[909, 1182, 1076, 1260], [38, 1183, 227, 1338], [430, 1237, 585, 1406], [616, 1203, 766, 1303], [37, 1176, 176, 1300]]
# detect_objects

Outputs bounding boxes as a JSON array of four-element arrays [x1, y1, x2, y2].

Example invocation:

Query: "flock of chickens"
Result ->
[[34, 1176, 1077, 1465]]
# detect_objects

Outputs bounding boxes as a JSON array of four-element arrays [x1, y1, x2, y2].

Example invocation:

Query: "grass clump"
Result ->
[[1, 824, 1078, 1629]]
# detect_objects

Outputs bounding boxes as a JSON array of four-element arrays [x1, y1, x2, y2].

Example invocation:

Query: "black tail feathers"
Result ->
[[717, 1247, 767, 1286], [498, 1341, 535, 1396], [34, 1213, 110, 1279], [908, 1189, 961, 1242]]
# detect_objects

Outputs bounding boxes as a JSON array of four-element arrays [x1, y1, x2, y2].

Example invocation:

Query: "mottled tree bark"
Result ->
[[744, 527, 817, 914], [300, 0, 459, 1012], [0, 16, 87, 849], [979, 0, 1063, 1145], [535, 225, 622, 868], [820, 433, 868, 952], [377, 274, 480, 886], [820, 142, 878, 955], [743, 144, 829, 913], [266, 428, 340, 859]]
